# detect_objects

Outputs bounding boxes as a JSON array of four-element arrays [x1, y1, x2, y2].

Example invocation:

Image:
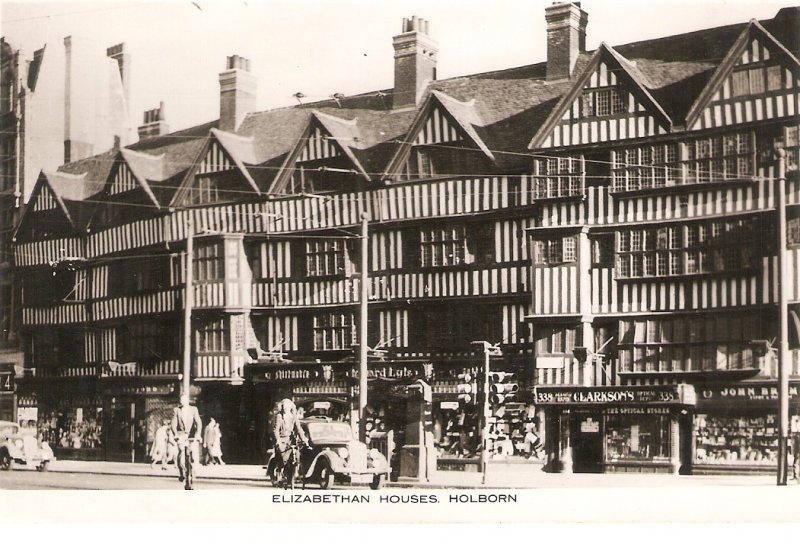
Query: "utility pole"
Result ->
[[182, 216, 194, 399], [358, 212, 369, 442], [776, 149, 789, 486]]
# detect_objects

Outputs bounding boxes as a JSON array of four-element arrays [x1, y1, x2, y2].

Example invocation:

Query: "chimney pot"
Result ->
[[138, 102, 168, 141], [545, 2, 588, 82], [219, 54, 256, 132], [392, 15, 438, 109]]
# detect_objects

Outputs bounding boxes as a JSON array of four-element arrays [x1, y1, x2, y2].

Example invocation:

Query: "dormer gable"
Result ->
[[14, 172, 79, 241], [529, 43, 672, 150], [383, 90, 494, 182], [270, 111, 369, 196], [686, 20, 800, 131], [171, 128, 260, 207]]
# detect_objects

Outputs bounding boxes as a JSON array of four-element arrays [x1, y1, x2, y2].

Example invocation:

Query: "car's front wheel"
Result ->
[[370, 474, 385, 490], [0, 450, 13, 471], [318, 463, 335, 490]]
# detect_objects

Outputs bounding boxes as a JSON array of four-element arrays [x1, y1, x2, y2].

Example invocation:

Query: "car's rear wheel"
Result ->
[[370, 473, 385, 490], [318, 463, 335, 490], [37, 460, 49, 472], [0, 450, 12, 471]]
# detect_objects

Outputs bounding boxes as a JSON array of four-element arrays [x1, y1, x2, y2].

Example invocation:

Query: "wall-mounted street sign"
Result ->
[[0, 365, 15, 393]]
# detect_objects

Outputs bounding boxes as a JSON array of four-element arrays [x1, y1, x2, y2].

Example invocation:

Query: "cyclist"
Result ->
[[171, 394, 203, 490], [272, 398, 308, 485]]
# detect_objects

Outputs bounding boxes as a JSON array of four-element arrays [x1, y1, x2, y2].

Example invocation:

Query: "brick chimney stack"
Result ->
[[137, 102, 168, 140], [392, 16, 438, 110], [545, 2, 588, 82], [219, 55, 256, 132], [106, 43, 131, 110]]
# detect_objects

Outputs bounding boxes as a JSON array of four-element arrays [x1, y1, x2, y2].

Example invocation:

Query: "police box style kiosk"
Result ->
[[534, 385, 697, 474]]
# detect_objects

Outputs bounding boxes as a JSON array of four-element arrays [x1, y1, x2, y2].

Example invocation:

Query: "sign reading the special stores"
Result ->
[[534, 385, 696, 406]]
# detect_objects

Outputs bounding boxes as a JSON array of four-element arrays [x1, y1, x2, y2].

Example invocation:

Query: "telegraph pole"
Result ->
[[776, 149, 789, 486], [358, 212, 369, 442], [182, 216, 194, 399]]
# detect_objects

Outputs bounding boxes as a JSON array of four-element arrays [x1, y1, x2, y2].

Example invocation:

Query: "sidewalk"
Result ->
[[43, 459, 778, 489]]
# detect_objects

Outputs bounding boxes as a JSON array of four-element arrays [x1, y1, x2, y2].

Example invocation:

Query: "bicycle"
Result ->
[[176, 435, 200, 490]]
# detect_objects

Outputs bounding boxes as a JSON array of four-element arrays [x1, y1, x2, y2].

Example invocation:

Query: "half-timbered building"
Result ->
[[10, 4, 800, 473]]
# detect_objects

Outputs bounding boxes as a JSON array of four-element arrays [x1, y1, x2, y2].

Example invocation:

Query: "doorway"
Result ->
[[571, 413, 604, 473]]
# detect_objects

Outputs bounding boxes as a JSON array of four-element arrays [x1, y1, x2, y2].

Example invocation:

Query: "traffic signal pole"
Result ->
[[480, 345, 490, 485], [182, 216, 194, 399]]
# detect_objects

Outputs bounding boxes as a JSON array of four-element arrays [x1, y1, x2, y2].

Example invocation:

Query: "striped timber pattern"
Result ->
[[15, 238, 84, 267], [33, 187, 57, 211], [251, 241, 292, 279], [414, 105, 462, 145], [258, 314, 298, 352], [92, 289, 181, 321], [109, 162, 138, 195], [197, 139, 235, 174], [538, 173, 790, 228], [542, 60, 668, 149], [586, 256, 783, 316], [22, 304, 87, 326], [193, 356, 234, 379], [692, 36, 800, 131], [377, 309, 408, 347], [371, 231, 403, 272], [85, 329, 114, 363], [369, 265, 529, 302], [536, 358, 599, 387], [533, 264, 580, 316], [299, 126, 341, 162], [99, 360, 181, 378], [502, 303, 533, 345]]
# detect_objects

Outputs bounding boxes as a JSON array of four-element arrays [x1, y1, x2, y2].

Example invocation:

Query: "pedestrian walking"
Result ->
[[202, 418, 217, 465], [208, 420, 224, 465], [150, 419, 171, 470]]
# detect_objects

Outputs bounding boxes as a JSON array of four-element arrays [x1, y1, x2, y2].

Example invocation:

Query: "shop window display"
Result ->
[[694, 414, 779, 465], [38, 406, 103, 451], [605, 414, 670, 462]]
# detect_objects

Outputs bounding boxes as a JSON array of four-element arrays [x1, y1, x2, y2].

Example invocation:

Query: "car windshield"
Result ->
[[306, 422, 353, 443]]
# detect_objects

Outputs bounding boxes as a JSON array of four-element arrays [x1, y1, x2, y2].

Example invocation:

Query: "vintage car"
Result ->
[[0, 420, 54, 471], [266, 417, 391, 489]]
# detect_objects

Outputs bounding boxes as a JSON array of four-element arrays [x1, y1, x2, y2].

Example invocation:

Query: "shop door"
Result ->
[[571, 414, 604, 473], [105, 398, 146, 462]]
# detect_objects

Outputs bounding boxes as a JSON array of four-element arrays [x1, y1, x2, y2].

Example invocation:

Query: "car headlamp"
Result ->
[[337, 447, 349, 459]]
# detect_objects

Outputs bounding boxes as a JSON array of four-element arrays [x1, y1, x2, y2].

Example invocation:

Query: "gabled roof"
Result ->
[[685, 18, 800, 128], [169, 128, 260, 207], [383, 90, 497, 180], [528, 43, 673, 150], [210, 128, 260, 193], [270, 110, 372, 193], [118, 148, 164, 208]]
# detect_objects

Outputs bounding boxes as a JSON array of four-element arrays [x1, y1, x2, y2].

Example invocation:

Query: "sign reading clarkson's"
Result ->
[[534, 385, 696, 406]]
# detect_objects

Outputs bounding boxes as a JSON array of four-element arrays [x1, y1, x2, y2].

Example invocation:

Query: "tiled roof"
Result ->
[[43, 6, 800, 201]]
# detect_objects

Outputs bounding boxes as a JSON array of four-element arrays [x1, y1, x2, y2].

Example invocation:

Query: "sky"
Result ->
[[1, 0, 793, 137]]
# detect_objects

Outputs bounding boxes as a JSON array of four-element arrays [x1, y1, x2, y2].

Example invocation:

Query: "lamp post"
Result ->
[[776, 149, 789, 486]]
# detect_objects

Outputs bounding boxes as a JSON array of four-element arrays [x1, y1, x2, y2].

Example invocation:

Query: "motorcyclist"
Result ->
[[171, 394, 203, 490], [272, 398, 308, 483]]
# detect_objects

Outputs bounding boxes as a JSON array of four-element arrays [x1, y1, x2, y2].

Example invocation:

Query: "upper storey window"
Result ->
[[305, 240, 349, 277], [732, 62, 788, 97], [611, 131, 755, 193], [580, 87, 627, 118], [289, 157, 360, 194], [533, 157, 584, 199], [400, 146, 489, 182]]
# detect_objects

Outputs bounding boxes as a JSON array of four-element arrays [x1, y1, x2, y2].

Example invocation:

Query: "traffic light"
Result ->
[[457, 372, 476, 404], [488, 372, 518, 404]]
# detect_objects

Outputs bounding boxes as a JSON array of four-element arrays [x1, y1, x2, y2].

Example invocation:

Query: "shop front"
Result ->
[[691, 380, 800, 475], [28, 378, 104, 461], [534, 384, 697, 474], [100, 381, 180, 463]]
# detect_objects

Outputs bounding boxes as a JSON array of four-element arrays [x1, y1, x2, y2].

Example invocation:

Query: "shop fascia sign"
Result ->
[[260, 367, 324, 382], [697, 383, 800, 403], [350, 363, 421, 380], [534, 385, 696, 406]]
